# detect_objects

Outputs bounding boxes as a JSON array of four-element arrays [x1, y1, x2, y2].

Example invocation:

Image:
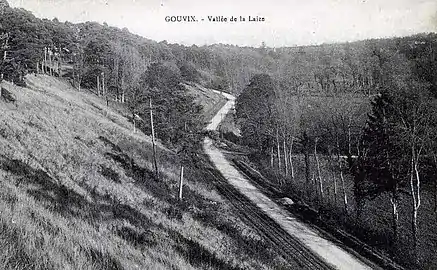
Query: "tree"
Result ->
[[179, 61, 199, 82], [127, 84, 148, 133], [0, 32, 9, 81], [72, 44, 85, 90], [149, 97, 158, 177], [356, 91, 407, 241], [81, 36, 111, 91], [139, 62, 202, 147], [236, 74, 277, 154], [327, 94, 368, 213], [390, 80, 436, 255]]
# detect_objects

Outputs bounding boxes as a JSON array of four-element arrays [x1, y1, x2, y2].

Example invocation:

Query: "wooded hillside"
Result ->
[[1, 0, 436, 98], [234, 25, 437, 270]]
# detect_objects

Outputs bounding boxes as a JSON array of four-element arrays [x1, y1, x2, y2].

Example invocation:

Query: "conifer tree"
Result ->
[[352, 91, 407, 241]]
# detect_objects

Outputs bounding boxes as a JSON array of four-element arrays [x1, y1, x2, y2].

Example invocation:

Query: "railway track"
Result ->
[[205, 166, 334, 270]]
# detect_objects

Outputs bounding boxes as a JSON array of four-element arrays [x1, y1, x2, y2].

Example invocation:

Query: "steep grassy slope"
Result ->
[[182, 82, 227, 122], [0, 75, 285, 270]]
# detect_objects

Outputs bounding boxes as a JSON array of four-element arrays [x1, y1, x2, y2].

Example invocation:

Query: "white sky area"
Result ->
[[8, 0, 437, 47]]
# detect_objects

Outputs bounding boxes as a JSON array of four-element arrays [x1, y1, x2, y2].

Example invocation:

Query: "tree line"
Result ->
[[2, 0, 436, 99]]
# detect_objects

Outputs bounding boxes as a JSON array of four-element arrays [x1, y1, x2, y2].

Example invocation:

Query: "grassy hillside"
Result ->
[[182, 82, 227, 122], [0, 75, 284, 270]]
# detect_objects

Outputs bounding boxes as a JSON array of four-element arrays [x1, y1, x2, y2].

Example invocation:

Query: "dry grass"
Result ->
[[182, 82, 227, 122], [0, 75, 285, 270]]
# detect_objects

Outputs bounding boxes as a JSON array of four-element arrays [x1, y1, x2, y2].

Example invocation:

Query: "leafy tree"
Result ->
[[236, 74, 277, 153], [139, 62, 201, 147], [179, 61, 200, 82]]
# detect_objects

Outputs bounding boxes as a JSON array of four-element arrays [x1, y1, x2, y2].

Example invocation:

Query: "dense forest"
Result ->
[[2, 0, 437, 268]]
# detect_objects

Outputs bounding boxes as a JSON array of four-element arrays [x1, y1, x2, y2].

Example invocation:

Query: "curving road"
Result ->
[[203, 92, 375, 270]]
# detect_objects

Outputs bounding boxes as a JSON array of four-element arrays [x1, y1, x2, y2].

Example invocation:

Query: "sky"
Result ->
[[7, 0, 437, 47]]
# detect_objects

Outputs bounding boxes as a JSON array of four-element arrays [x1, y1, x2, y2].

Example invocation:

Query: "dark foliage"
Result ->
[[235, 74, 277, 153]]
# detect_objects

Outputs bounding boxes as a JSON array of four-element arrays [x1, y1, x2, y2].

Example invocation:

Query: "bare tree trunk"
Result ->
[[179, 165, 184, 200], [336, 138, 348, 213], [276, 129, 281, 172], [412, 205, 418, 253], [414, 161, 421, 246], [270, 146, 274, 168], [303, 132, 311, 184], [150, 98, 159, 177], [48, 48, 51, 75], [329, 154, 338, 206], [44, 47, 48, 74], [340, 168, 348, 213], [347, 117, 352, 156], [283, 136, 288, 177], [121, 76, 126, 103], [47, 56, 50, 75], [73, 65, 76, 87], [333, 171, 338, 206], [58, 43, 63, 76], [0, 50, 8, 79], [314, 138, 323, 202], [410, 150, 421, 256], [289, 137, 294, 181], [390, 193, 399, 242], [103, 72, 106, 96], [97, 75, 101, 96], [132, 114, 136, 133], [49, 49, 53, 76]]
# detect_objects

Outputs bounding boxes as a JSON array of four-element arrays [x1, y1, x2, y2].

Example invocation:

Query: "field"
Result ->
[[0, 75, 287, 269]]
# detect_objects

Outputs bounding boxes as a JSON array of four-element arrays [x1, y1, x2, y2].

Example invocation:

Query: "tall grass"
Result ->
[[0, 75, 284, 269]]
